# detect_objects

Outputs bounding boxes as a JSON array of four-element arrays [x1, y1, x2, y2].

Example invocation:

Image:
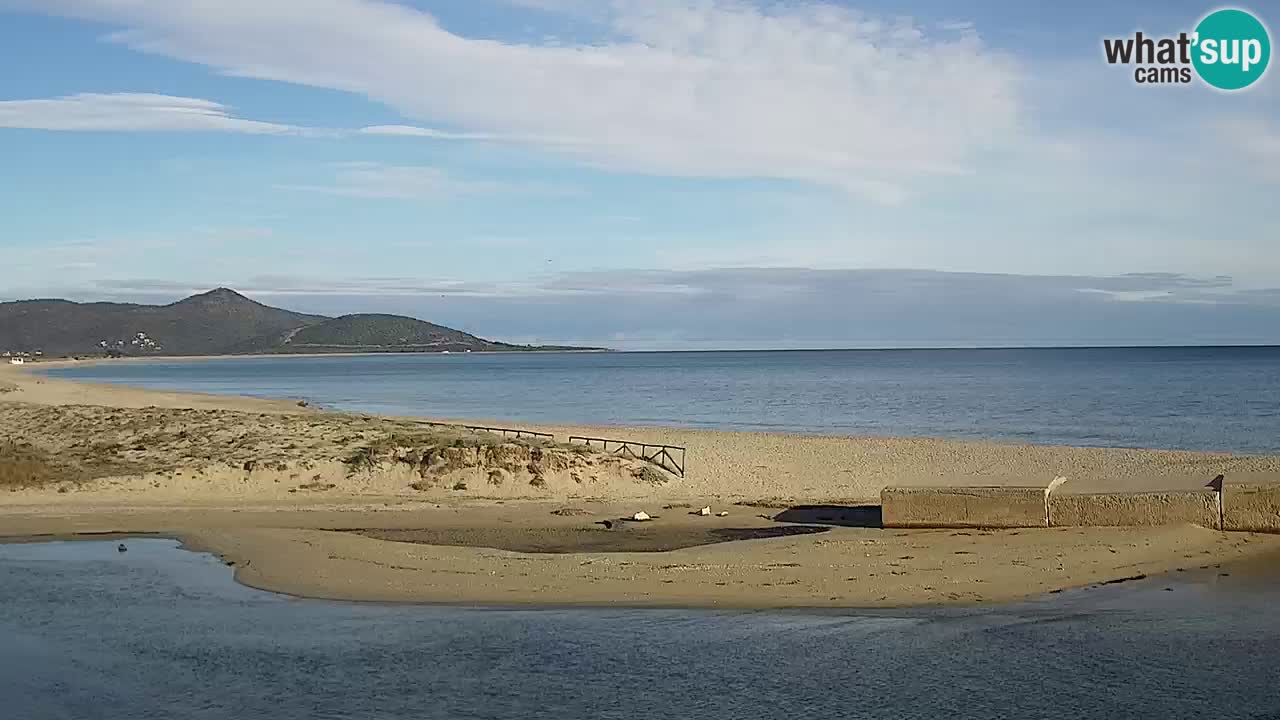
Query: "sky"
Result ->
[[1, 0, 1278, 348]]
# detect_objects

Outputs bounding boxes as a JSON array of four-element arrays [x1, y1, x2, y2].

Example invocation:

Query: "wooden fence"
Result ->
[[567, 435, 686, 477], [412, 420, 554, 442], [406, 422, 687, 476]]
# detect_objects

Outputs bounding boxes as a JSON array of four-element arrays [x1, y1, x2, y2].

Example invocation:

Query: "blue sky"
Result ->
[[1, 0, 1278, 348]]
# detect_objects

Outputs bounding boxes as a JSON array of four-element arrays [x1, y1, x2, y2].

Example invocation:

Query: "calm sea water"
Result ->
[[2, 539, 1278, 719], [45, 347, 1280, 453]]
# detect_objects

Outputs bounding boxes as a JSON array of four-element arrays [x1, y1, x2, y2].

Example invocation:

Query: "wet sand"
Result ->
[[354, 524, 833, 554], [4, 360, 1280, 607], [202, 524, 1279, 608], [5, 503, 1277, 608]]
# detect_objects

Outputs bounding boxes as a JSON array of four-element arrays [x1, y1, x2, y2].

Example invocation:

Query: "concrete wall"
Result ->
[[1222, 482, 1280, 533], [1049, 491, 1219, 529], [881, 486, 1047, 529], [881, 475, 1280, 533]]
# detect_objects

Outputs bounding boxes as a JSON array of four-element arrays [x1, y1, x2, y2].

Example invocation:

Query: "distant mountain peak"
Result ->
[[173, 287, 254, 306]]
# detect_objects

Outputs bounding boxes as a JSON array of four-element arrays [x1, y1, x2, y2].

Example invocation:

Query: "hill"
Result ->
[[0, 289, 595, 357], [0, 289, 323, 357], [274, 314, 514, 353]]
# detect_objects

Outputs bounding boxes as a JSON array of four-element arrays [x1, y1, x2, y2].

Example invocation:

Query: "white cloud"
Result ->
[[10, 0, 1023, 202], [359, 125, 489, 140], [277, 161, 579, 199], [0, 92, 302, 133], [358, 124, 587, 146]]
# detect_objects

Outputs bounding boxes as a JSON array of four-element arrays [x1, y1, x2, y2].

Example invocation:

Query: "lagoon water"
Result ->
[[1, 539, 1279, 719], [46, 347, 1280, 453]]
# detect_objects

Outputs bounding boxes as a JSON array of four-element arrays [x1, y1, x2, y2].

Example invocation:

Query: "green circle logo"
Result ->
[[1192, 8, 1271, 90]]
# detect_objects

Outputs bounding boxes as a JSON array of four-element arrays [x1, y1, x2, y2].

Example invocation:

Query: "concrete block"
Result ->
[[1222, 482, 1280, 533], [1049, 490, 1219, 529], [881, 486, 1048, 529]]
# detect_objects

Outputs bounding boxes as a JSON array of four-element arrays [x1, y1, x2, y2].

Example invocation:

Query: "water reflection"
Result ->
[[1, 539, 1277, 720]]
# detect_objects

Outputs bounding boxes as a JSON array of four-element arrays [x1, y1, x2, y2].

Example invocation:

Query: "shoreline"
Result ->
[[5, 511, 1277, 610], [24, 357, 1280, 459], [12, 532, 1269, 615], [5, 360, 1280, 608]]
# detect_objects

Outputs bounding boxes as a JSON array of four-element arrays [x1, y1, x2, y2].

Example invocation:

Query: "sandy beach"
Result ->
[[3, 359, 1279, 608]]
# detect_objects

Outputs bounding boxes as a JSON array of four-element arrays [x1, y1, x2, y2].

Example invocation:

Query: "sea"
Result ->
[[2, 539, 1278, 720], [43, 346, 1280, 453]]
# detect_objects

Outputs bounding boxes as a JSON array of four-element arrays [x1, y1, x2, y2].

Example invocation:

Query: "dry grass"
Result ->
[[0, 404, 536, 480], [632, 465, 671, 486], [342, 430, 511, 471], [0, 440, 65, 488], [0, 403, 669, 492]]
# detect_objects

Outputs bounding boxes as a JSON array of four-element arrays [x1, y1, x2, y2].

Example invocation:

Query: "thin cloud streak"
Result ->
[[14, 268, 1280, 349], [275, 162, 584, 199], [0, 93, 304, 134]]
